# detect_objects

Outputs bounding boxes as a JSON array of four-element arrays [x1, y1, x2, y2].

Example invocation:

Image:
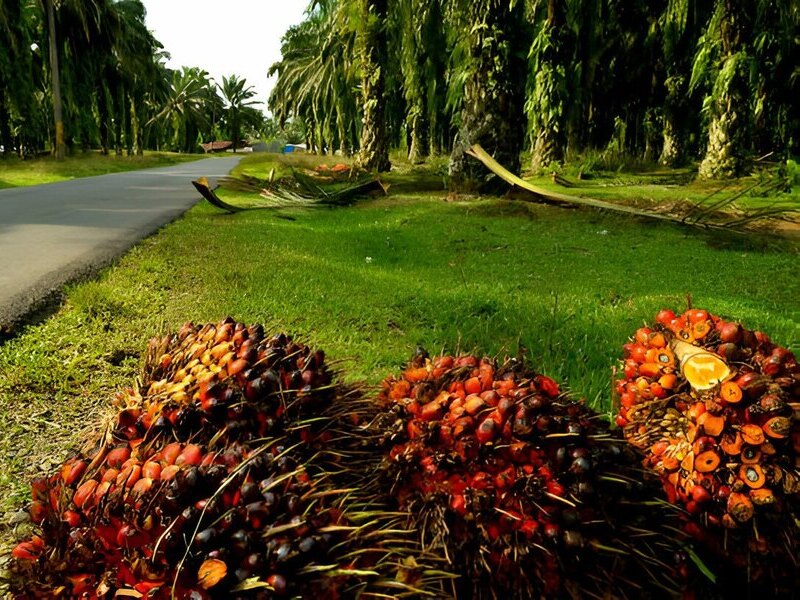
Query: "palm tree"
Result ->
[[527, 0, 569, 170], [693, 0, 752, 178], [269, 1, 361, 155], [41, 0, 109, 159], [448, 0, 528, 191], [356, 0, 390, 171], [395, 0, 447, 163], [219, 75, 260, 152], [149, 67, 216, 152]]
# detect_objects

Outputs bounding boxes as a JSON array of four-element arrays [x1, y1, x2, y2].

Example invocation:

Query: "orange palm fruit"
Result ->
[[739, 464, 766, 489], [727, 492, 754, 522], [697, 413, 725, 437], [719, 381, 742, 403], [762, 416, 791, 439], [197, 558, 227, 589], [694, 451, 720, 473], [741, 424, 765, 446]]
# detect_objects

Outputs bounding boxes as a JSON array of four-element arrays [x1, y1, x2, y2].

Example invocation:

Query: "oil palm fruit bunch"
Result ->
[[113, 318, 336, 447], [9, 320, 450, 599], [615, 308, 799, 593], [372, 350, 686, 599]]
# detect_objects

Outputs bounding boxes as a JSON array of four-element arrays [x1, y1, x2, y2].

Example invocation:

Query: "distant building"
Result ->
[[283, 143, 307, 154], [200, 141, 250, 153]]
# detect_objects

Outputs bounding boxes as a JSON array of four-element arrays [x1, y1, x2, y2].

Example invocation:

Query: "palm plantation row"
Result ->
[[0, 0, 264, 157], [269, 0, 798, 185]]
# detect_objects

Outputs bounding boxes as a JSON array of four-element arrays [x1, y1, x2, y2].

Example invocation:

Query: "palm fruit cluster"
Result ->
[[9, 319, 448, 599], [615, 308, 799, 592], [373, 350, 686, 599]]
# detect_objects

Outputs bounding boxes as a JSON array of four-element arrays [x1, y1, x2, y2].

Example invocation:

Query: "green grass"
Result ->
[[0, 151, 202, 189], [0, 152, 798, 516]]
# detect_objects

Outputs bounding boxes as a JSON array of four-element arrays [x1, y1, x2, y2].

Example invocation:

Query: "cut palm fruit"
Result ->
[[670, 339, 731, 391]]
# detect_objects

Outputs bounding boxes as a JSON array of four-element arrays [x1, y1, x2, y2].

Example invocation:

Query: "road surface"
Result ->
[[0, 156, 240, 331]]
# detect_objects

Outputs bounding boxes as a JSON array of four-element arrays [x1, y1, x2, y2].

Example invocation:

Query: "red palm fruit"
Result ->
[[266, 573, 287, 595], [480, 389, 499, 406], [420, 400, 445, 421], [73, 479, 98, 509], [656, 309, 676, 326], [61, 510, 81, 527], [116, 464, 142, 488], [687, 309, 709, 324], [623, 360, 638, 379], [160, 464, 181, 481], [176, 444, 202, 466], [497, 395, 515, 417], [101, 468, 119, 483], [494, 466, 516, 490], [719, 322, 741, 343], [450, 494, 467, 515], [30, 476, 48, 503], [131, 477, 153, 496], [476, 418, 497, 444], [28, 500, 48, 524], [453, 416, 475, 438], [93, 481, 113, 503], [142, 461, 161, 480], [227, 358, 249, 378], [735, 372, 768, 397], [161, 442, 183, 465], [464, 377, 482, 395], [11, 541, 40, 561], [61, 460, 87, 486], [691, 485, 712, 504], [455, 355, 478, 368], [106, 447, 131, 469], [534, 375, 560, 398], [197, 558, 228, 590], [464, 394, 485, 416]]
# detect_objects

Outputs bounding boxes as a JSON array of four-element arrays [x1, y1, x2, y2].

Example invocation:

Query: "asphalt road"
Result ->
[[0, 156, 240, 331]]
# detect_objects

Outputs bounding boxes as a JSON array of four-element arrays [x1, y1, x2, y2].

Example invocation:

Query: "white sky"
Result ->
[[141, 0, 310, 113]]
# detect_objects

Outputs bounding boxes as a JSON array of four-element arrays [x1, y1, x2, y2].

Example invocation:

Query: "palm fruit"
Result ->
[[616, 308, 799, 594], [373, 350, 686, 599], [9, 320, 451, 599], [112, 318, 336, 447]]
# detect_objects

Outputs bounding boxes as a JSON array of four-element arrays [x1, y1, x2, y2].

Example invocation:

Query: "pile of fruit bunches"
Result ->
[[372, 351, 687, 599], [9, 319, 448, 599], [616, 308, 799, 594]]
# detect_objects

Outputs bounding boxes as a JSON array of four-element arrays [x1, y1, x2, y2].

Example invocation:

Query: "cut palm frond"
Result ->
[[196, 171, 388, 213], [467, 144, 798, 233]]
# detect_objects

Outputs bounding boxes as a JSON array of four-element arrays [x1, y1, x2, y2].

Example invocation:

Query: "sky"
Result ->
[[141, 0, 309, 113]]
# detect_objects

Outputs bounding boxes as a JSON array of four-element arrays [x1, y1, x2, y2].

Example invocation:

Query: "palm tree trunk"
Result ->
[[357, 0, 391, 172], [660, 76, 684, 166], [530, 0, 567, 171], [46, 0, 65, 160], [114, 84, 124, 156], [699, 0, 751, 178], [0, 96, 12, 156], [98, 88, 110, 155], [449, 0, 527, 191]]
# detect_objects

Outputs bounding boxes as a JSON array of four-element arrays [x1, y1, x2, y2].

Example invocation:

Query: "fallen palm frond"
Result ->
[[467, 145, 797, 233], [200, 170, 388, 212]]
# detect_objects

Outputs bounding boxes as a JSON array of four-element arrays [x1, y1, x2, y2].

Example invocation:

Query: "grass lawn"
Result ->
[[0, 153, 798, 518], [0, 151, 203, 189]]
